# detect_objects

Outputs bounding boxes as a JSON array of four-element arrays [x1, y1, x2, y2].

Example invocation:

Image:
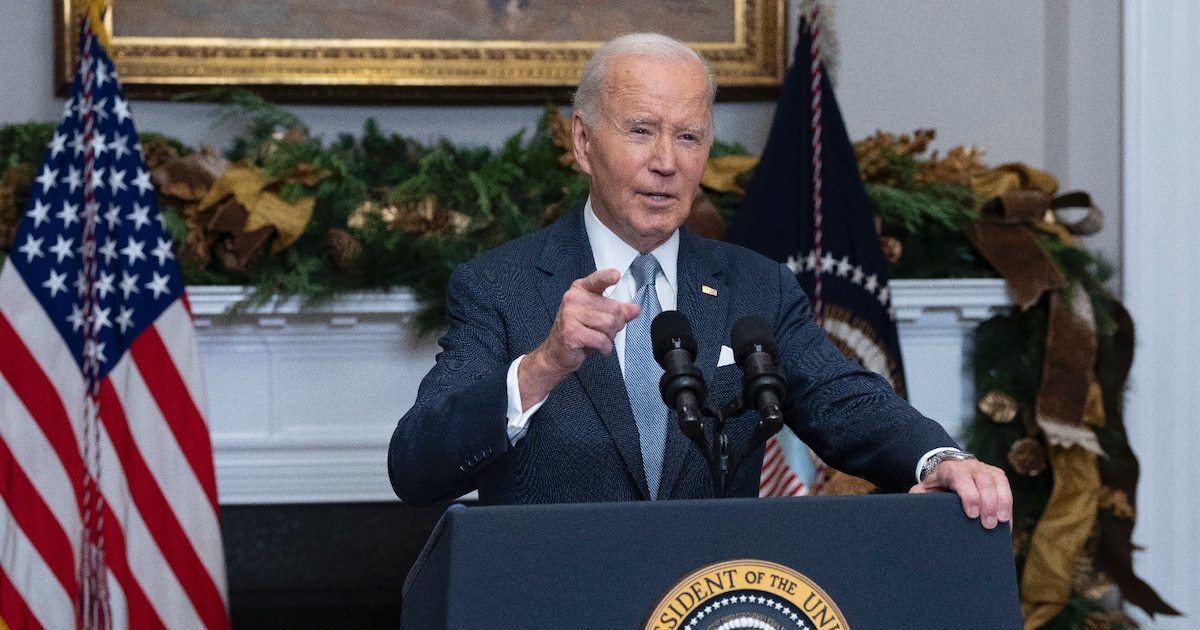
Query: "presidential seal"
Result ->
[[644, 559, 849, 630]]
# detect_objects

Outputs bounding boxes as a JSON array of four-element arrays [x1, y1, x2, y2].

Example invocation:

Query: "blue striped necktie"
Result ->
[[625, 254, 667, 499]]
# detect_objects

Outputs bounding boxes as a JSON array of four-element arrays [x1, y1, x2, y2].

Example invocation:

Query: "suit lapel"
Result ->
[[658, 228, 728, 498], [535, 211, 651, 498]]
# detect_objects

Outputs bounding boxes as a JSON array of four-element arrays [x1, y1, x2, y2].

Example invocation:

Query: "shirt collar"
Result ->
[[583, 198, 679, 301]]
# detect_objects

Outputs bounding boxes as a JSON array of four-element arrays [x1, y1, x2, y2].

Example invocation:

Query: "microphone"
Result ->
[[731, 315, 787, 446], [651, 311, 708, 442]]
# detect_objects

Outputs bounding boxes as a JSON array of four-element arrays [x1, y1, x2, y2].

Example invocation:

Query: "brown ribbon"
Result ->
[[966, 187, 1106, 625]]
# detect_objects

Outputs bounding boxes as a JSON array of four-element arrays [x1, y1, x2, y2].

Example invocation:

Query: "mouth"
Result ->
[[641, 192, 675, 203]]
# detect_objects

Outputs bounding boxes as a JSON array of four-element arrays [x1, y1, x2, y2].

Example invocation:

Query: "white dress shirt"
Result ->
[[503, 199, 678, 442]]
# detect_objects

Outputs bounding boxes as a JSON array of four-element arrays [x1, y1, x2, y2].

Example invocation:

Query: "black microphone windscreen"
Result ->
[[650, 310, 697, 363], [731, 315, 777, 364]]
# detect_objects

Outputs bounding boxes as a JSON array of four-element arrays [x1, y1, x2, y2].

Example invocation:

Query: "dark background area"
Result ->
[[222, 502, 450, 629]]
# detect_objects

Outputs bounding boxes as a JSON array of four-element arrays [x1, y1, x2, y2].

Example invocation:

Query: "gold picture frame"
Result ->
[[55, 0, 786, 103]]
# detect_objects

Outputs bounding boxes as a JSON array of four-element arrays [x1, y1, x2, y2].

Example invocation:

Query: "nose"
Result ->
[[648, 134, 677, 175]]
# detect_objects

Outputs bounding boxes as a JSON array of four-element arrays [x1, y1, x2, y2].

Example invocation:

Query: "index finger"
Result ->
[[575, 268, 623, 296]]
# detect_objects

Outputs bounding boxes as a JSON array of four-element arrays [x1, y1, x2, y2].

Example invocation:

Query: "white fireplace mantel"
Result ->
[[192, 278, 1012, 505]]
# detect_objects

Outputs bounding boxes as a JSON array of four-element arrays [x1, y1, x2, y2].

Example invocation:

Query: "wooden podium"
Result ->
[[401, 493, 1021, 629]]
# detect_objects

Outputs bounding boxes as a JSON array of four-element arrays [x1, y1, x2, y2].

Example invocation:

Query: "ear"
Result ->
[[572, 112, 593, 176]]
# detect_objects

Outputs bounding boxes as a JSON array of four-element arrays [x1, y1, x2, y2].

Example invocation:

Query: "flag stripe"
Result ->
[[129, 323, 219, 510], [0, 408, 78, 604], [95, 423, 206, 630], [0, 570, 44, 630], [97, 378, 227, 629], [0, 499, 73, 630], [0, 314, 87, 497], [113, 331, 226, 591], [96, 500, 168, 630]]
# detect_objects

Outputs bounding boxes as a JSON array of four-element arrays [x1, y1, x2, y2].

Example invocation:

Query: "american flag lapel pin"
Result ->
[[702, 285, 718, 296]]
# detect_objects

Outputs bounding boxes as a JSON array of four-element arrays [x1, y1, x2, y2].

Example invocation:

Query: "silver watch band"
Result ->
[[920, 449, 977, 481]]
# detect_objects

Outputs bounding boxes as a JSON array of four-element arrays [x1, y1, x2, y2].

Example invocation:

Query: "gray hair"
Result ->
[[573, 33, 717, 127]]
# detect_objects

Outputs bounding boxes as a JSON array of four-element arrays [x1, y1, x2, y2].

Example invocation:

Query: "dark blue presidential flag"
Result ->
[[727, 13, 907, 496]]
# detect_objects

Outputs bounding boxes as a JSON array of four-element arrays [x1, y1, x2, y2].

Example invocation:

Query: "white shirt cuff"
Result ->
[[915, 447, 962, 483], [505, 354, 547, 443]]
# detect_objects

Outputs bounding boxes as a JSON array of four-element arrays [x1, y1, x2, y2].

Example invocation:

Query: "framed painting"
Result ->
[[54, 0, 786, 102]]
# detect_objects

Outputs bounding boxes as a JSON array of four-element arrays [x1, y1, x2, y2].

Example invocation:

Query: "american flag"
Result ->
[[0, 15, 229, 630]]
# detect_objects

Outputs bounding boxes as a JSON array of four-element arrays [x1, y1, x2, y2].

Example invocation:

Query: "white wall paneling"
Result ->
[[1122, 2, 1200, 626]]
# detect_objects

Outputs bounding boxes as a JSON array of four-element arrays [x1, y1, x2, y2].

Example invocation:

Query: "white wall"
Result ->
[[1123, 2, 1200, 627]]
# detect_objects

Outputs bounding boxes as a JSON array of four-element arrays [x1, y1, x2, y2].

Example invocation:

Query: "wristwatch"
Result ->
[[920, 449, 978, 481]]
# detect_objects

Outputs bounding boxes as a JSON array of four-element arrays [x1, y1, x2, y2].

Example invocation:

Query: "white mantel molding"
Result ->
[[193, 279, 1012, 505]]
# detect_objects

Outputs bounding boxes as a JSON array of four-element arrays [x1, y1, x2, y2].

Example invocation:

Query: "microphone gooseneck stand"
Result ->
[[652, 311, 787, 498]]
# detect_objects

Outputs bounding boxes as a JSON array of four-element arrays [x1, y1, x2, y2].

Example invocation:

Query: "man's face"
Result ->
[[572, 54, 713, 254]]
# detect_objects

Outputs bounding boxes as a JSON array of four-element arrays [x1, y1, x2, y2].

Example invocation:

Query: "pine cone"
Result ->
[[141, 136, 180, 172], [327, 228, 364, 272], [879, 235, 903, 264], [978, 390, 1019, 424], [0, 181, 16, 249], [1007, 437, 1048, 476]]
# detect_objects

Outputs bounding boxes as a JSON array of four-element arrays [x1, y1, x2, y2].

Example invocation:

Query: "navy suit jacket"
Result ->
[[388, 209, 956, 506]]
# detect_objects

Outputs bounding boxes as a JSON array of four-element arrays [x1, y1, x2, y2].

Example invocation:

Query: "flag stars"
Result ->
[[836, 255, 853, 277], [27, 199, 52, 228], [88, 166, 107, 192], [112, 96, 131, 124], [99, 238, 118, 265], [67, 303, 87, 332], [61, 96, 75, 121], [109, 132, 131, 159], [35, 164, 59, 194], [151, 238, 175, 266], [62, 165, 83, 193], [89, 131, 109, 158], [57, 201, 80, 228], [819, 251, 837, 275], [74, 269, 88, 298], [128, 203, 153, 231], [83, 338, 108, 365], [131, 168, 153, 196], [785, 254, 803, 275], [851, 267, 865, 285], [104, 204, 122, 230], [95, 61, 110, 88], [116, 306, 136, 333], [91, 306, 112, 334], [119, 272, 140, 299], [91, 97, 109, 123], [16, 234, 45, 263], [49, 131, 68, 158], [71, 130, 86, 157], [120, 237, 147, 265], [49, 235, 76, 263], [43, 270, 69, 298], [95, 270, 116, 299], [864, 273, 879, 294], [145, 272, 172, 299], [108, 168, 128, 194]]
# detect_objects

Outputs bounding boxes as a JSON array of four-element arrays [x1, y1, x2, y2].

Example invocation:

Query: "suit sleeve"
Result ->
[[388, 262, 516, 506], [768, 264, 958, 491]]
